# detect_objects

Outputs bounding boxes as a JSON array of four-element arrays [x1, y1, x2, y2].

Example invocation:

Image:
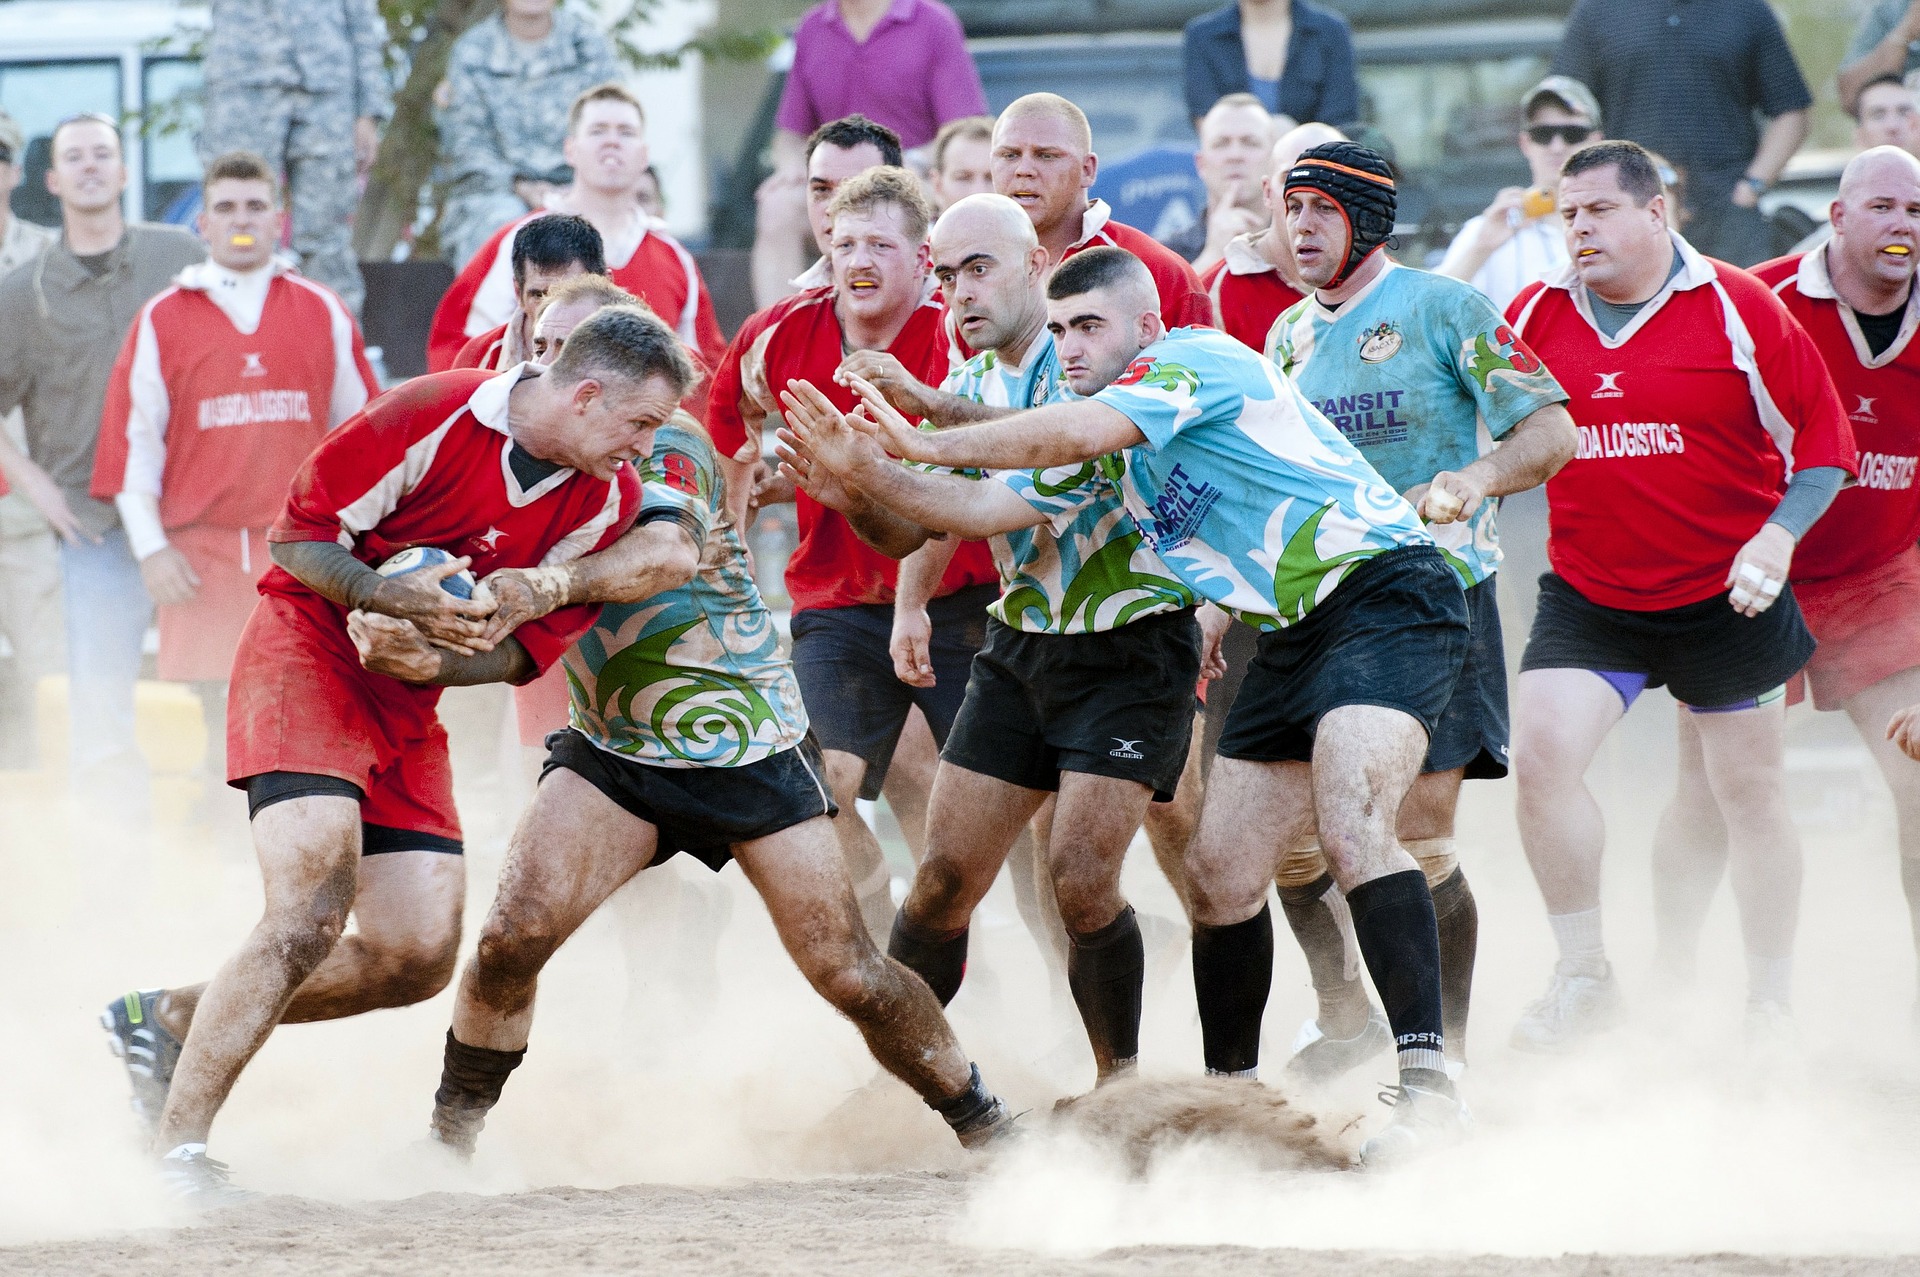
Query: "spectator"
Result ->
[[0, 107, 60, 770], [1182, 1, 1359, 128], [437, 0, 619, 270], [928, 115, 994, 213], [1838, 0, 1920, 115], [199, 0, 390, 316], [1201, 121, 1339, 350], [752, 0, 987, 306], [1551, 0, 1811, 267], [1855, 74, 1920, 155], [1163, 92, 1281, 273], [1437, 76, 1602, 313], [0, 115, 204, 816]]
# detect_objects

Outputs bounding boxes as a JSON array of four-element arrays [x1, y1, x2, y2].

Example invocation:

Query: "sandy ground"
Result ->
[[5, 505, 1920, 1273]]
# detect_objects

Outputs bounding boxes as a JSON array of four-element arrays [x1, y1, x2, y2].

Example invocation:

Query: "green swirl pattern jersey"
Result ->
[[940, 338, 1194, 633], [562, 416, 810, 767]]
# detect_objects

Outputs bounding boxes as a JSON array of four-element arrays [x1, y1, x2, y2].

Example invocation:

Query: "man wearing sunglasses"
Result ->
[[1439, 77, 1602, 314]]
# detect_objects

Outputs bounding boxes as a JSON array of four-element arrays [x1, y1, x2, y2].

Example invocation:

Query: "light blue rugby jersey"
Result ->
[[1088, 326, 1432, 630], [1265, 260, 1567, 586]]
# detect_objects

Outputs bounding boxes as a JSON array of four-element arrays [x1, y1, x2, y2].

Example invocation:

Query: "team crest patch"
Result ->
[[1358, 322, 1402, 363], [1114, 357, 1201, 394]]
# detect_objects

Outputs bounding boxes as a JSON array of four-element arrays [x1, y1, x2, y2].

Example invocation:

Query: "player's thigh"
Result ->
[[483, 769, 662, 958], [1396, 766, 1464, 842], [1511, 668, 1626, 785], [352, 847, 466, 956], [734, 816, 874, 976], [1185, 756, 1315, 925], [251, 793, 363, 915], [1842, 667, 1920, 809], [1312, 704, 1427, 877], [1689, 697, 1789, 810], [915, 763, 1048, 906]]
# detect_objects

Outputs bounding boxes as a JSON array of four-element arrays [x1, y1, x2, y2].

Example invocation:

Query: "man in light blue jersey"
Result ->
[[778, 195, 1208, 1083], [1263, 142, 1576, 1083], [785, 245, 1476, 1165]]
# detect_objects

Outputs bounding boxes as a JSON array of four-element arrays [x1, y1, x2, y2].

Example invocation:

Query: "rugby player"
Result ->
[[786, 114, 907, 295], [708, 167, 999, 939], [1505, 141, 1855, 1049], [88, 151, 378, 788], [929, 115, 996, 213], [106, 308, 693, 1198], [449, 213, 607, 371], [1264, 142, 1575, 1079], [427, 84, 724, 391], [777, 195, 1206, 1081], [816, 246, 1474, 1165], [400, 350, 1017, 1164], [990, 94, 1212, 330], [1654, 147, 1920, 1022], [1201, 122, 1342, 352]]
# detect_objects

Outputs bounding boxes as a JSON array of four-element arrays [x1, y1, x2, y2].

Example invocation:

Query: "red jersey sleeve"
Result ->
[[706, 302, 787, 462], [452, 326, 503, 371], [427, 224, 515, 372], [1728, 269, 1857, 478], [508, 466, 643, 678]]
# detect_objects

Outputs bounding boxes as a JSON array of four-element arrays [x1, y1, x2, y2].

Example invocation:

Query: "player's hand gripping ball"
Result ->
[[376, 546, 479, 599]]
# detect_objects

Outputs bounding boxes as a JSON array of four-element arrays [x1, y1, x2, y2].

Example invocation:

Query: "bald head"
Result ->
[[932, 193, 1049, 355], [1270, 123, 1348, 181], [1839, 145, 1920, 202], [997, 93, 1093, 156], [1830, 144, 1920, 299], [933, 192, 1038, 255]]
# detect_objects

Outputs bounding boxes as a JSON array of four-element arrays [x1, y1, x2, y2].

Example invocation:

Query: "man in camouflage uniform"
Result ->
[[198, 0, 390, 315], [437, 0, 618, 269]]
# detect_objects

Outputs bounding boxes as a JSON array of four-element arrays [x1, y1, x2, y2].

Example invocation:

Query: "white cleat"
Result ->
[[1358, 1083, 1471, 1170], [159, 1143, 258, 1208], [1509, 963, 1624, 1053]]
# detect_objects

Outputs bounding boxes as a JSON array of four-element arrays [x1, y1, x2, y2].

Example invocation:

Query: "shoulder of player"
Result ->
[[454, 214, 539, 290], [365, 368, 496, 432], [1746, 253, 1803, 290], [1704, 258, 1803, 333]]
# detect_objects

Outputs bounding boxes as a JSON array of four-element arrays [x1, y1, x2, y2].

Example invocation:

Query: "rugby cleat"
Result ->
[[1509, 963, 1624, 1053], [101, 989, 182, 1134], [1283, 1008, 1392, 1084], [952, 1094, 1022, 1151], [1358, 1082, 1471, 1170], [159, 1143, 257, 1207]]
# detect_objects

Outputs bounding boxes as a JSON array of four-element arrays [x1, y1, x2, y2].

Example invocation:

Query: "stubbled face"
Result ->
[[529, 294, 601, 362], [991, 112, 1095, 236], [830, 202, 927, 328], [46, 119, 125, 216], [1046, 287, 1153, 395], [553, 370, 682, 479], [931, 134, 994, 210], [931, 225, 1041, 352], [199, 177, 280, 271], [1519, 104, 1599, 191], [807, 141, 884, 257], [1285, 187, 1353, 290], [1832, 163, 1920, 290], [1196, 103, 1273, 204], [516, 259, 589, 319], [564, 99, 649, 196], [1858, 82, 1920, 153], [1559, 164, 1669, 297]]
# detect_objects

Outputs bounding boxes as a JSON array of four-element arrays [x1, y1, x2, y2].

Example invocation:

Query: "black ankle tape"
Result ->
[[434, 1029, 526, 1112], [1277, 872, 1335, 906], [929, 1063, 992, 1127]]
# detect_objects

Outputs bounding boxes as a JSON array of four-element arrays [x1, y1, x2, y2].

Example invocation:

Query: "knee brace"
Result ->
[[1405, 837, 1458, 889], [1275, 841, 1330, 892]]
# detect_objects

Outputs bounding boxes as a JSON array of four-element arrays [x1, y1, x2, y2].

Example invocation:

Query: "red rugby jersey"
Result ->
[[266, 366, 640, 678], [708, 286, 996, 613], [452, 322, 509, 371], [1752, 248, 1920, 583], [1061, 201, 1214, 330], [1508, 236, 1855, 611], [92, 262, 377, 536], [426, 210, 727, 387], [1201, 234, 1307, 352]]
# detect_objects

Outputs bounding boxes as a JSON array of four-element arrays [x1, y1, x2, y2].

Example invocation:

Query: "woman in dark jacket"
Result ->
[[1182, 0, 1361, 127]]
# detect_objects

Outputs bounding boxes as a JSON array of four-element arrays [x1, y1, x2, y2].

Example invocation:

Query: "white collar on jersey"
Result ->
[[1307, 254, 1397, 320], [791, 255, 831, 291], [1790, 242, 1920, 370], [174, 254, 294, 336], [471, 362, 581, 505], [1545, 230, 1717, 349], [1222, 231, 1282, 276], [1067, 198, 1115, 251]]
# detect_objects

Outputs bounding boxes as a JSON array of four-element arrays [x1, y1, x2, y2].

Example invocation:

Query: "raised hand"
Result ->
[[836, 349, 933, 418]]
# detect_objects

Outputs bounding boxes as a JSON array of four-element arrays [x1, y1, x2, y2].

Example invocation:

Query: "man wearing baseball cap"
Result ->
[[1438, 78, 1602, 313]]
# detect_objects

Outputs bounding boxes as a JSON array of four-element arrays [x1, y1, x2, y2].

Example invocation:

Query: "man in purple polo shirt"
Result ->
[[751, 0, 989, 304]]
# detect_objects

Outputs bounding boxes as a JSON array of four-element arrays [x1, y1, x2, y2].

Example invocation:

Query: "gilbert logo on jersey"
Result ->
[[241, 352, 267, 378], [1592, 371, 1625, 400], [1852, 395, 1878, 423]]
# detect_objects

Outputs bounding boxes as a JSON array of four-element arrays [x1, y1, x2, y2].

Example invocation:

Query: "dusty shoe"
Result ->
[[159, 1143, 258, 1207], [102, 990, 182, 1135], [1509, 964, 1623, 1053], [1284, 1008, 1392, 1084], [1358, 1083, 1471, 1170]]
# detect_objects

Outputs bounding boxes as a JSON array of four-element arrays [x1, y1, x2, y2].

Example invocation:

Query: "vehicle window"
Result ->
[[142, 56, 204, 223], [0, 59, 122, 225], [1357, 52, 1551, 172]]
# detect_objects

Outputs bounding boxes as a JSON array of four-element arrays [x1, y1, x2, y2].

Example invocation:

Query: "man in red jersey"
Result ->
[[90, 152, 378, 785], [449, 213, 606, 372], [1202, 122, 1343, 352], [1505, 141, 1854, 1052], [426, 84, 724, 387], [991, 93, 1212, 330], [103, 308, 695, 1201], [710, 167, 998, 938], [1655, 147, 1920, 1024]]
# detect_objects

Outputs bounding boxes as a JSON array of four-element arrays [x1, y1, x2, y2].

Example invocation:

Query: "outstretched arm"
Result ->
[[835, 351, 1016, 428]]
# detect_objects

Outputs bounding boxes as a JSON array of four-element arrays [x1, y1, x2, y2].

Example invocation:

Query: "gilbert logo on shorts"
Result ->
[[1592, 371, 1625, 399], [241, 352, 267, 378], [1109, 738, 1145, 760]]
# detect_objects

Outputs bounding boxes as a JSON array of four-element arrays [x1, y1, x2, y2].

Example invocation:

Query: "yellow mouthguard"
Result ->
[[229, 233, 256, 247], [1887, 245, 1912, 256]]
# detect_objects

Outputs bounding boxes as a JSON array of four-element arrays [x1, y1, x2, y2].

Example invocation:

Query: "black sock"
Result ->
[[1430, 868, 1478, 1062], [1278, 873, 1368, 1038], [888, 911, 969, 1006], [1191, 903, 1273, 1075], [1068, 905, 1145, 1076], [1346, 870, 1447, 1090], [1903, 858, 1920, 963], [431, 1030, 526, 1154]]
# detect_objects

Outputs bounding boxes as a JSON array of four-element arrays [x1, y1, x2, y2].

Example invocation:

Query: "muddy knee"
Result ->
[[471, 912, 562, 1005]]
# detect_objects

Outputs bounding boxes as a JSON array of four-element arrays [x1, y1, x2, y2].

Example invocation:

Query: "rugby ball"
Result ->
[[376, 546, 477, 600]]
